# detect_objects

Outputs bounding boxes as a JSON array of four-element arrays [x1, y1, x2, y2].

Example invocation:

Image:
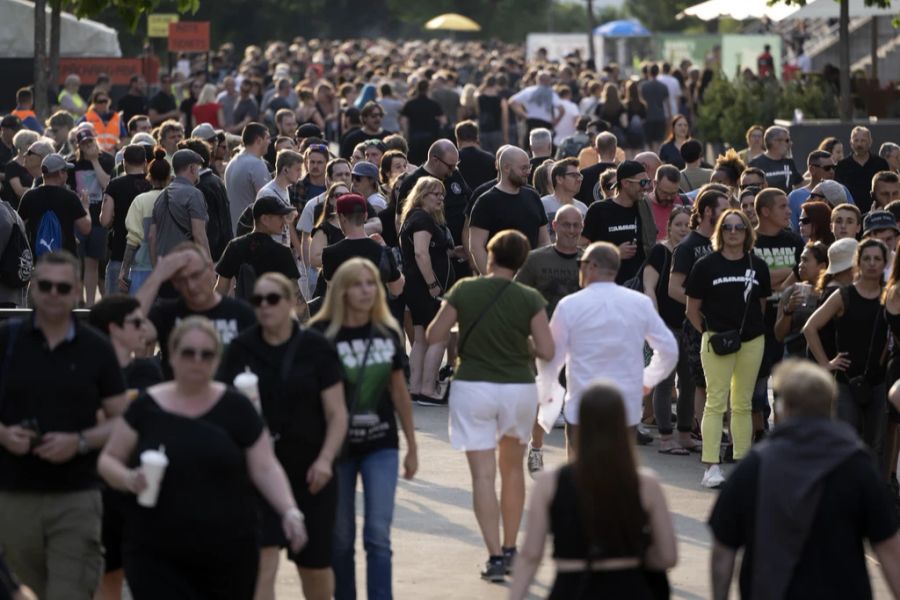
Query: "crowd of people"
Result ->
[[2, 35, 900, 599]]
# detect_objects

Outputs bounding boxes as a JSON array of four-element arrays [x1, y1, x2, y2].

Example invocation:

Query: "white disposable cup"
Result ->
[[234, 370, 261, 412], [138, 449, 168, 507]]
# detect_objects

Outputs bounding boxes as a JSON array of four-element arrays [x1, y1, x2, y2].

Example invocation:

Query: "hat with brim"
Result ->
[[825, 237, 858, 274], [41, 153, 75, 175], [191, 122, 217, 141], [863, 210, 900, 236], [613, 160, 645, 189]]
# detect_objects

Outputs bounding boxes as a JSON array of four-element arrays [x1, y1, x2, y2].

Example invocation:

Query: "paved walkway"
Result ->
[[274, 404, 892, 599]]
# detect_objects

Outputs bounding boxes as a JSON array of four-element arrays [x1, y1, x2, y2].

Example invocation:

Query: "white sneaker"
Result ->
[[527, 446, 544, 476], [701, 464, 726, 489]]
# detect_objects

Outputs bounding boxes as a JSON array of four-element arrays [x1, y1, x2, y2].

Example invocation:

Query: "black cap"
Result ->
[[253, 196, 297, 219], [863, 210, 900, 235], [172, 149, 203, 172], [296, 123, 323, 139], [614, 160, 646, 188], [0, 115, 22, 130]]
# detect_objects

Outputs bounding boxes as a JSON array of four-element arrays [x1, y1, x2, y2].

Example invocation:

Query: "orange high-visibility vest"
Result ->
[[84, 109, 121, 153]]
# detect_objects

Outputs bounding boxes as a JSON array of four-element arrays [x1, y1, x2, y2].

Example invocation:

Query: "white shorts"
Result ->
[[448, 380, 538, 451]]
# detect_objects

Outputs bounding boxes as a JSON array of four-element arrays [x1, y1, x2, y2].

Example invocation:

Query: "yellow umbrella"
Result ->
[[424, 13, 481, 32]]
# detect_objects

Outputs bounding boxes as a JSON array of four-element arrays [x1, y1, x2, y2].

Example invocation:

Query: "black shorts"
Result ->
[[101, 488, 127, 572], [258, 467, 338, 569], [643, 119, 667, 144], [76, 223, 109, 260], [683, 319, 705, 388], [404, 288, 441, 327]]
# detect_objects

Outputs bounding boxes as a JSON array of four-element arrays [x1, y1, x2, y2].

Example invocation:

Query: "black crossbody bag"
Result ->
[[707, 255, 753, 356], [842, 287, 883, 407]]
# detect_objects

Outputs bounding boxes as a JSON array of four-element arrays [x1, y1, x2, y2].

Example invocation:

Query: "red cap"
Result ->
[[335, 193, 368, 215]]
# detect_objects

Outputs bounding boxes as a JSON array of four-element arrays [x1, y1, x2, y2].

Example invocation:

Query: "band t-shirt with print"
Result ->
[[313, 321, 403, 457], [582, 199, 644, 284], [685, 252, 772, 340], [753, 230, 804, 324]]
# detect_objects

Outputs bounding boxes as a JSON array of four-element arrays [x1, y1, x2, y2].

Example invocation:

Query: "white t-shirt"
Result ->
[[509, 85, 562, 124], [656, 74, 681, 118], [553, 100, 581, 145], [367, 192, 387, 211]]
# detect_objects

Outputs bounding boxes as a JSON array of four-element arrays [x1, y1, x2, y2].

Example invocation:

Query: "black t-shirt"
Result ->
[[215, 231, 300, 284], [0, 140, 13, 168], [582, 198, 645, 284], [123, 389, 263, 548], [646, 243, 682, 328], [310, 321, 403, 456], [835, 154, 891, 214], [218, 324, 343, 470], [685, 252, 772, 340], [179, 97, 198, 132], [399, 208, 454, 290], [17, 184, 87, 254], [106, 173, 152, 260], [469, 186, 547, 249], [68, 153, 116, 221], [339, 128, 390, 161], [576, 161, 616, 205], [149, 296, 256, 380], [1, 159, 32, 209], [149, 91, 176, 116], [709, 449, 898, 600], [458, 145, 497, 191], [117, 93, 149, 124], [123, 357, 163, 391], [0, 318, 126, 492], [467, 179, 499, 215], [400, 96, 444, 136], [671, 230, 713, 278], [753, 229, 804, 324], [395, 165, 471, 249], [748, 154, 803, 193], [321, 237, 401, 284]]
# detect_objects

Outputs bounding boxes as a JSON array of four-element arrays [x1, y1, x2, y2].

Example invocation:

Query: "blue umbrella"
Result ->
[[593, 19, 651, 37]]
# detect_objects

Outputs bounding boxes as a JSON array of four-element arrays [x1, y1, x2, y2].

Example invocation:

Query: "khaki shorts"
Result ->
[[0, 489, 103, 600]]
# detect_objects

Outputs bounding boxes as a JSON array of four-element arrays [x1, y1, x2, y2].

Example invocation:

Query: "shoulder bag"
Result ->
[[162, 189, 193, 240], [707, 255, 754, 356], [457, 279, 512, 356]]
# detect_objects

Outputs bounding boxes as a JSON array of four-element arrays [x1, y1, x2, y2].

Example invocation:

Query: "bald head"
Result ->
[[498, 146, 530, 189], [555, 204, 583, 222], [635, 151, 662, 178], [428, 138, 458, 161], [499, 146, 528, 170], [584, 242, 620, 275], [426, 138, 459, 176]]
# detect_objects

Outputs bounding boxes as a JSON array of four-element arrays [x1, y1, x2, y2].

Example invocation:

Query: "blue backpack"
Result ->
[[34, 210, 62, 256]]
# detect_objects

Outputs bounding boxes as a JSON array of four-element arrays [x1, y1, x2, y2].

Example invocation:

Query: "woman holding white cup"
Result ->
[[98, 316, 307, 600]]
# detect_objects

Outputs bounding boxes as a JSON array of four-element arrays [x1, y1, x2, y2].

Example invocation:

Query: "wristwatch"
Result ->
[[428, 280, 441, 290], [77, 432, 89, 455]]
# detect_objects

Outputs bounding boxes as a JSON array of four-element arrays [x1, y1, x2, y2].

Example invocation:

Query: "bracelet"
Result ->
[[428, 280, 441, 290]]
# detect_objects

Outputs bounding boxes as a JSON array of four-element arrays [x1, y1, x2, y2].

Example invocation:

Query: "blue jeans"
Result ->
[[104, 260, 122, 295], [333, 448, 398, 600], [128, 269, 152, 296]]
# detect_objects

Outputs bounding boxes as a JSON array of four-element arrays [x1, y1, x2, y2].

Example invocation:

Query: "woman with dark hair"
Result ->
[[476, 75, 509, 155], [218, 273, 347, 600], [737, 125, 765, 164], [379, 150, 407, 191], [775, 241, 829, 358], [623, 81, 647, 152], [686, 209, 771, 488], [398, 176, 455, 404], [799, 200, 835, 245], [711, 148, 746, 196], [739, 187, 760, 228], [658, 114, 691, 170], [508, 381, 677, 599], [805, 238, 889, 451], [818, 136, 845, 163], [309, 183, 351, 300], [427, 229, 555, 582]]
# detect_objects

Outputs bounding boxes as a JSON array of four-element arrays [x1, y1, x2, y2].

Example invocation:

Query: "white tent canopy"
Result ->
[[0, 0, 121, 58], [775, 0, 898, 20], [678, 0, 800, 21]]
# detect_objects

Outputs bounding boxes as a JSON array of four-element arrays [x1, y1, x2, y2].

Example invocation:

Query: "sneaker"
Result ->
[[480, 556, 506, 582], [502, 547, 517, 575], [415, 394, 447, 407], [554, 413, 566, 429], [636, 428, 653, 446], [701, 465, 726, 489], [527, 446, 544, 476], [438, 364, 455, 382]]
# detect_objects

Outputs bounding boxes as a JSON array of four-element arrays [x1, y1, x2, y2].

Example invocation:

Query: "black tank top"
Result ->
[[835, 285, 887, 383], [549, 465, 648, 561], [477, 95, 502, 133]]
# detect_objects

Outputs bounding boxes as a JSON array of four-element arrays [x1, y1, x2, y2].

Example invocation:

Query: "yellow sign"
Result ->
[[148, 14, 179, 38]]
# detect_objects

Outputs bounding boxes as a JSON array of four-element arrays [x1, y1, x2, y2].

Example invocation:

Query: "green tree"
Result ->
[[625, 0, 698, 32]]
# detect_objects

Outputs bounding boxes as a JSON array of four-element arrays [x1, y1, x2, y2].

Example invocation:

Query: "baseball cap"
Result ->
[[614, 160, 646, 188], [351, 161, 379, 179], [171, 148, 203, 171], [825, 238, 858, 274], [335, 193, 368, 215], [296, 123, 323, 139], [863, 210, 900, 236], [0, 115, 22, 130], [26, 141, 54, 158], [75, 128, 95, 144], [41, 153, 74, 175], [252, 196, 297, 220], [191, 122, 217, 141], [812, 180, 847, 207], [130, 132, 156, 146]]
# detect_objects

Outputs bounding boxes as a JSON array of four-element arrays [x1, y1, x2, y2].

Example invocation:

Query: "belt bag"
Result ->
[[848, 375, 873, 408], [708, 330, 742, 355]]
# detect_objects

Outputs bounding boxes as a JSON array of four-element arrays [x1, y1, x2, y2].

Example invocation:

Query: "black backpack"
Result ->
[[0, 204, 33, 289]]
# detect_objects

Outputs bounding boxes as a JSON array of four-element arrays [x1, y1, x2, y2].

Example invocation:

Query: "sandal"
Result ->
[[658, 445, 690, 456]]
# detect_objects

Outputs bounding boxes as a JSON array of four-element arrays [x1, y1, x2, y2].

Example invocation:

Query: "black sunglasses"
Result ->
[[798, 217, 812, 225], [250, 293, 285, 307], [808, 192, 826, 200], [722, 223, 748, 232], [814, 163, 835, 171], [36, 279, 74, 294], [178, 347, 217, 362]]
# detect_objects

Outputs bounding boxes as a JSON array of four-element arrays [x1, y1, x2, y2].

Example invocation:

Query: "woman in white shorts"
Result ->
[[427, 229, 554, 582]]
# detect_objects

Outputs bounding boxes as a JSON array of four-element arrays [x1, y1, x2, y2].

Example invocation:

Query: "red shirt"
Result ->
[[192, 103, 220, 128]]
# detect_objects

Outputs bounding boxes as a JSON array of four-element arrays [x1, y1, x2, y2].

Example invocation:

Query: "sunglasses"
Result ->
[[178, 347, 217, 362], [814, 164, 835, 171], [722, 223, 748, 232], [250, 293, 285, 307], [799, 217, 811, 225], [808, 192, 826, 200], [624, 178, 651, 188], [36, 279, 74, 294], [307, 144, 329, 154], [95, 98, 110, 104]]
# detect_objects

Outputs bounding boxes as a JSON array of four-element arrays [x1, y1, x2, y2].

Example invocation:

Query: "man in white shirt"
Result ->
[[538, 241, 677, 454], [656, 63, 682, 119], [256, 149, 303, 250], [509, 71, 563, 151]]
